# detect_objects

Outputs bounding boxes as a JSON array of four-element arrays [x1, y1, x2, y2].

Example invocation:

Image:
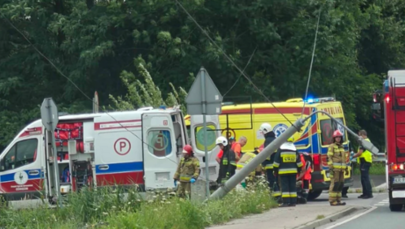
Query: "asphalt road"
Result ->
[[324, 207, 405, 229], [311, 192, 405, 229], [310, 192, 388, 207]]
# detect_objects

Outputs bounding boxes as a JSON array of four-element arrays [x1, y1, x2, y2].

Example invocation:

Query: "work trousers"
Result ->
[[360, 163, 372, 196], [266, 168, 275, 190], [280, 174, 297, 205], [329, 170, 344, 204], [177, 182, 191, 198], [272, 175, 281, 201]]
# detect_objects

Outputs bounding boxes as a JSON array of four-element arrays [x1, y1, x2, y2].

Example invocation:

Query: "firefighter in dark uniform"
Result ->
[[259, 123, 277, 190], [216, 136, 237, 185], [273, 137, 303, 207]]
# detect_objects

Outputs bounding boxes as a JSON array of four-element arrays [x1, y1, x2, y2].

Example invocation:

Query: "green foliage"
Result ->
[[1, 0, 405, 150], [0, 182, 275, 229], [353, 161, 386, 175], [107, 61, 188, 113]]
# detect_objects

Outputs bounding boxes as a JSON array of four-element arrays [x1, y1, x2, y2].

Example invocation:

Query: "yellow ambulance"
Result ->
[[184, 97, 353, 200]]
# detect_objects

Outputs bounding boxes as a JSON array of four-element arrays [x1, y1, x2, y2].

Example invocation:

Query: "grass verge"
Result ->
[[353, 162, 385, 175], [0, 178, 277, 229]]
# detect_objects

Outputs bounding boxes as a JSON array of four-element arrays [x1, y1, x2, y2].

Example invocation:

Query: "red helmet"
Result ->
[[183, 145, 193, 155], [333, 130, 343, 138]]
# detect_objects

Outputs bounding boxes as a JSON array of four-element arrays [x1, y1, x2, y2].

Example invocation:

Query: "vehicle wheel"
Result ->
[[307, 190, 323, 201], [389, 203, 402, 212]]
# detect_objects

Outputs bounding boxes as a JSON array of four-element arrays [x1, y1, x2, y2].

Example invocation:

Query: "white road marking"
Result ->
[[373, 198, 389, 207], [324, 206, 378, 229]]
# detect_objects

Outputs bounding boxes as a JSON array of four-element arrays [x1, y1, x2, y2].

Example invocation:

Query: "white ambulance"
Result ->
[[0, 106, 220, 204]]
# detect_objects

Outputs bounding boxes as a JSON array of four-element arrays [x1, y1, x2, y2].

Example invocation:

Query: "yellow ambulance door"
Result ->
[[317, 103, 350, 181]]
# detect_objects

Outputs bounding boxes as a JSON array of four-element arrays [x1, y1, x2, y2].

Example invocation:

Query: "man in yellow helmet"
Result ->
[[353, 129, 373, 199], [273, 137, 303, 207]]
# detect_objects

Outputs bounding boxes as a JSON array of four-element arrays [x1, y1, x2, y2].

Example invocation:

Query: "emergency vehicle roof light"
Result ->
[[304, 97, 335, 104]]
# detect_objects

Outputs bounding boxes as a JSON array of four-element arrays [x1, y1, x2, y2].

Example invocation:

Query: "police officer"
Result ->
[[173, 145, 200, 198], [273, 137, 303, 207], [327, 130, 347, 206], [259, 123, 277, 190], [353, 129, 373, 199], [216, 136, 237, 185]]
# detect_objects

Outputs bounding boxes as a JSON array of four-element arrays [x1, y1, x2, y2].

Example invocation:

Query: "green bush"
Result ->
[[104, 183, 276, 229], [0, 179, 276, 229]]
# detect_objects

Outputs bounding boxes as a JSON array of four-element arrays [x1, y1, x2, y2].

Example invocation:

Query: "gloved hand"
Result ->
[[174, 179, 178, 187], [190, 178, 196, 184]]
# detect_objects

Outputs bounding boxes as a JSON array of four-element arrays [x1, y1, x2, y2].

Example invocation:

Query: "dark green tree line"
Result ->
[[1, 0, 404, 149]]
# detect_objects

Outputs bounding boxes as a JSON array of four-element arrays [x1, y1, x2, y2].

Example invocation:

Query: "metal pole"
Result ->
[[45, 99, 62, 208], [51, 133, 62, 208], [201, 69, 210, 198], [313, 111, 379, 155], [209, 118, 306, 201]]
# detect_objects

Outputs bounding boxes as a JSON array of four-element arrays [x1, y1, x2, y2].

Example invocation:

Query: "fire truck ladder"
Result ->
[[392, 78, 405, 159]]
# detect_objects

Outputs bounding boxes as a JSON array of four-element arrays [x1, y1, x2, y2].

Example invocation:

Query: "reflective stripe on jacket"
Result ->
[[174, 157, 200, 182], [327, 143, 346, 171], [273, 142, 303, 175]]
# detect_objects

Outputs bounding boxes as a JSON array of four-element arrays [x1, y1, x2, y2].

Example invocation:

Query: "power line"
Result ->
[[174, 0, 295, 127], [301, 7, 322, 119], [0, 12, 182, 168], [222, 46, 258, 98]]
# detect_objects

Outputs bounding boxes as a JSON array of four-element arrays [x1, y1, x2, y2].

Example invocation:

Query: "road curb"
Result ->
[[293, 207, 359, 229], [375, 182, 387, 190]]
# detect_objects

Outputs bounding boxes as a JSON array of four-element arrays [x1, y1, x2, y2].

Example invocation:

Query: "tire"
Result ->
[[389, 203, 402, 212], [307, 189, 323, 201]]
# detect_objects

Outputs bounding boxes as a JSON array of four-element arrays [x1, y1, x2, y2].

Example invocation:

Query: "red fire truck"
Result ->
[[383, 70, 405, 211]]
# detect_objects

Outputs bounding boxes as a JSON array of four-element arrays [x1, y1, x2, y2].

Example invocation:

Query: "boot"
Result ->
[[330, 201, 340, 206]]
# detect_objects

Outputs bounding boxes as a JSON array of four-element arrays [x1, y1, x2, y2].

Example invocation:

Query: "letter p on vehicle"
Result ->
[[120, 141, 127, 152]]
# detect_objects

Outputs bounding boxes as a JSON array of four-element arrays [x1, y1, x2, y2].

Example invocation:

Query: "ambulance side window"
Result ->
[[147, 130, 173, 157], [332, 118, 347, 142], [3, 139, 38, 171], [320, 119, 347, 146], [320, 119, 333, 146]]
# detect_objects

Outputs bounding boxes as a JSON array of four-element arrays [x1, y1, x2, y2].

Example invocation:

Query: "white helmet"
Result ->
[[215, 136, 228, 146], [259, 123, 272, 134]]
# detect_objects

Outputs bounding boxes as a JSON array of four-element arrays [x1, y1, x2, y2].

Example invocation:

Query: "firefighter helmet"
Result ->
[[333, 130, 343, 138], [183, 145, 193, 155], [215, 136, 228, 146], [259, 123, 272, 134]]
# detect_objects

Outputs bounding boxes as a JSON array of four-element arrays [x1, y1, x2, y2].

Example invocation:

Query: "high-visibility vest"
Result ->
[[357, 138, 372, 164]]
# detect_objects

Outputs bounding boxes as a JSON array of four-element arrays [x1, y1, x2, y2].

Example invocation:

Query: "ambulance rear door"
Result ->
[[189, 115, 220, 183], [142, 112, 178, 190]]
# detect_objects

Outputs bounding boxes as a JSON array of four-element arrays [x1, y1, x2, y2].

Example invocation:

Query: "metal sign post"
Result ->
[[40, 98, 62, 207], [93, 91, 99, 113], [186, 67, 223, 198]]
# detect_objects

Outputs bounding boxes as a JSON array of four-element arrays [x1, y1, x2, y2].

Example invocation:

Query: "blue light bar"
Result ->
[[304, 97, 333, 104]]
